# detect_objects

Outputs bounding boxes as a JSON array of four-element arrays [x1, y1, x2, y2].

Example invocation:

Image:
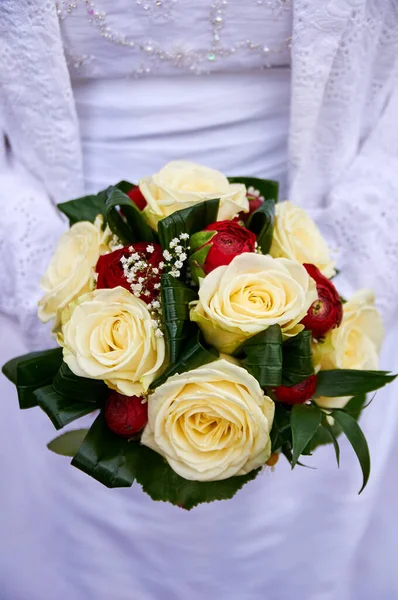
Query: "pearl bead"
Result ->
[[56, 0, 293, 74]]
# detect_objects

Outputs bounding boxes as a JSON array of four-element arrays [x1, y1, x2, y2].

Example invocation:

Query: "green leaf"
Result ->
[[332, 410, 371, 493], [188, 244, 211, 285], [134, 445, 260, 510], [58, 190, 107, 225], [71, 413, 140, 488], [150, 331, 218, 389], [344, 393, 368, 420], [290, 403, 322, 467], [282, 330, 314, 386], [270, 402, 292, 452], [53, 362, 108, 403], [34, 385, 101, 430], [308, 394, 367, 454], [234, 324, 282, 388], [47, 429, 89, 457], [115, 180, 135, 194], [2, 348, 63, 409], [105, 186, 157, 245], [189, 229, 216, 251], [323, 425, 340, 467], [158, 199, 219, 251], [316, 370, 396, 397], [161, 273, 197, 364], [227, 177, 279, 203], [246, 199, 276, 254]]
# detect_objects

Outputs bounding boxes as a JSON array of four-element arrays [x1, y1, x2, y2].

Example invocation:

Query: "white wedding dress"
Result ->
[[1, 2, 398, 599]]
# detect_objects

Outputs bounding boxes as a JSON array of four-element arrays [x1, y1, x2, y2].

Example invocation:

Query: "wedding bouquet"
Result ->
[[3, 161, 396, 508]]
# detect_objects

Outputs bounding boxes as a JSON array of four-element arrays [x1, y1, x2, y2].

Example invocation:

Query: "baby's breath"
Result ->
[[109, 234, 124, 251], [247, 186, 264, 202], [162, 233, 191, 279], [120, 247, 164, 335]]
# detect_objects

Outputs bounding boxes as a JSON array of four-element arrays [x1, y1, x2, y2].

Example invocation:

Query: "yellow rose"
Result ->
[[270, 201, 336, 278], [58, 287, 166, 396], [190, 253, 318, 354], [139, 160, 248, 229], [314, 289, 384, 408], [38, 215, 111, 329], [141, 359, 274, 481]]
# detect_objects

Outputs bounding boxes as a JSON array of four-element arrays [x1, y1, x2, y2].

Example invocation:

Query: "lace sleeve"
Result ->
[[0, 133, 67, 349], [312, 78, 398, 325]]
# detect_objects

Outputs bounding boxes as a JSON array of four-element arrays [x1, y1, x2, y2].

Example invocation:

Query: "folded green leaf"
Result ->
[[158, 199, 219, 251], [316, 369, 396, 397], [227, 177, 279, 203], [2, 348, 63, 409], [134, 445, 260, 510], [323, 425, 340, 467], [71, 413, 140, 488], [290, 403, 322, 468], [161, 273, 197, 364], [71, 415, 262, 504], [282, 330, 314, 386], [246, 199, 276, 255], [53, 362, 108, 403], [47, 429, 89, 457], [270, 402, 292, 452], [150, 331, 218, 390], [115, 180, 135, 194], [58, 190, 107, 225], [105, 186, 157, 245], [332, 410, 370, 493], [234, 324, 282, 388], [35, 385, 100, 430]]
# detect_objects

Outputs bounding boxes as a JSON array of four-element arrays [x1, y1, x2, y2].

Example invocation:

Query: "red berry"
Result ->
[[274, 375, 317, 405], [105, 392, 148, 437]]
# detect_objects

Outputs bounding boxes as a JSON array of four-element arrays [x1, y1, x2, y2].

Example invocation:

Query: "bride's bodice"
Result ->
[[57, 0, 293, 193], [58, 0, 292, 77]]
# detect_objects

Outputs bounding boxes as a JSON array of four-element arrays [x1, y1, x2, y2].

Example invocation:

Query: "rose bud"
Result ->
[[127, 186, 147, 211], [96, 242, 163, 303], [188, 220, 257, 284], [105, 392, 148, 437], [274, 375, 317, 405], [239, 187, 264, 223], [301, 263, 343, 338]]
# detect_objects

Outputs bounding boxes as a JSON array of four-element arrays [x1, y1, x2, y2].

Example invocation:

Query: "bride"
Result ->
[[1, 1, 398, 598]]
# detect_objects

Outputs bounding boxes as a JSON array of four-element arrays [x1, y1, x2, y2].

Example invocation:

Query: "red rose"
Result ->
[[301, 264, 343, 338], [105, 392, 148, 437], [189, 220, 257, 283], [274, 375, 317, 405], [96, 243, 163, 303], [127, 186, 147, 211]]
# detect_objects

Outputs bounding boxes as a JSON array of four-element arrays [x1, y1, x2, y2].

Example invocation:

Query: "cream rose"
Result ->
[[58, 287, 166, 396], [139, 160, 248, 229], [314, 289, 384, 408], [270, 201, 336, 278], [38, 215, 111, 329], [141, 359, 275, 481], [190, 253, 318, 354]]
